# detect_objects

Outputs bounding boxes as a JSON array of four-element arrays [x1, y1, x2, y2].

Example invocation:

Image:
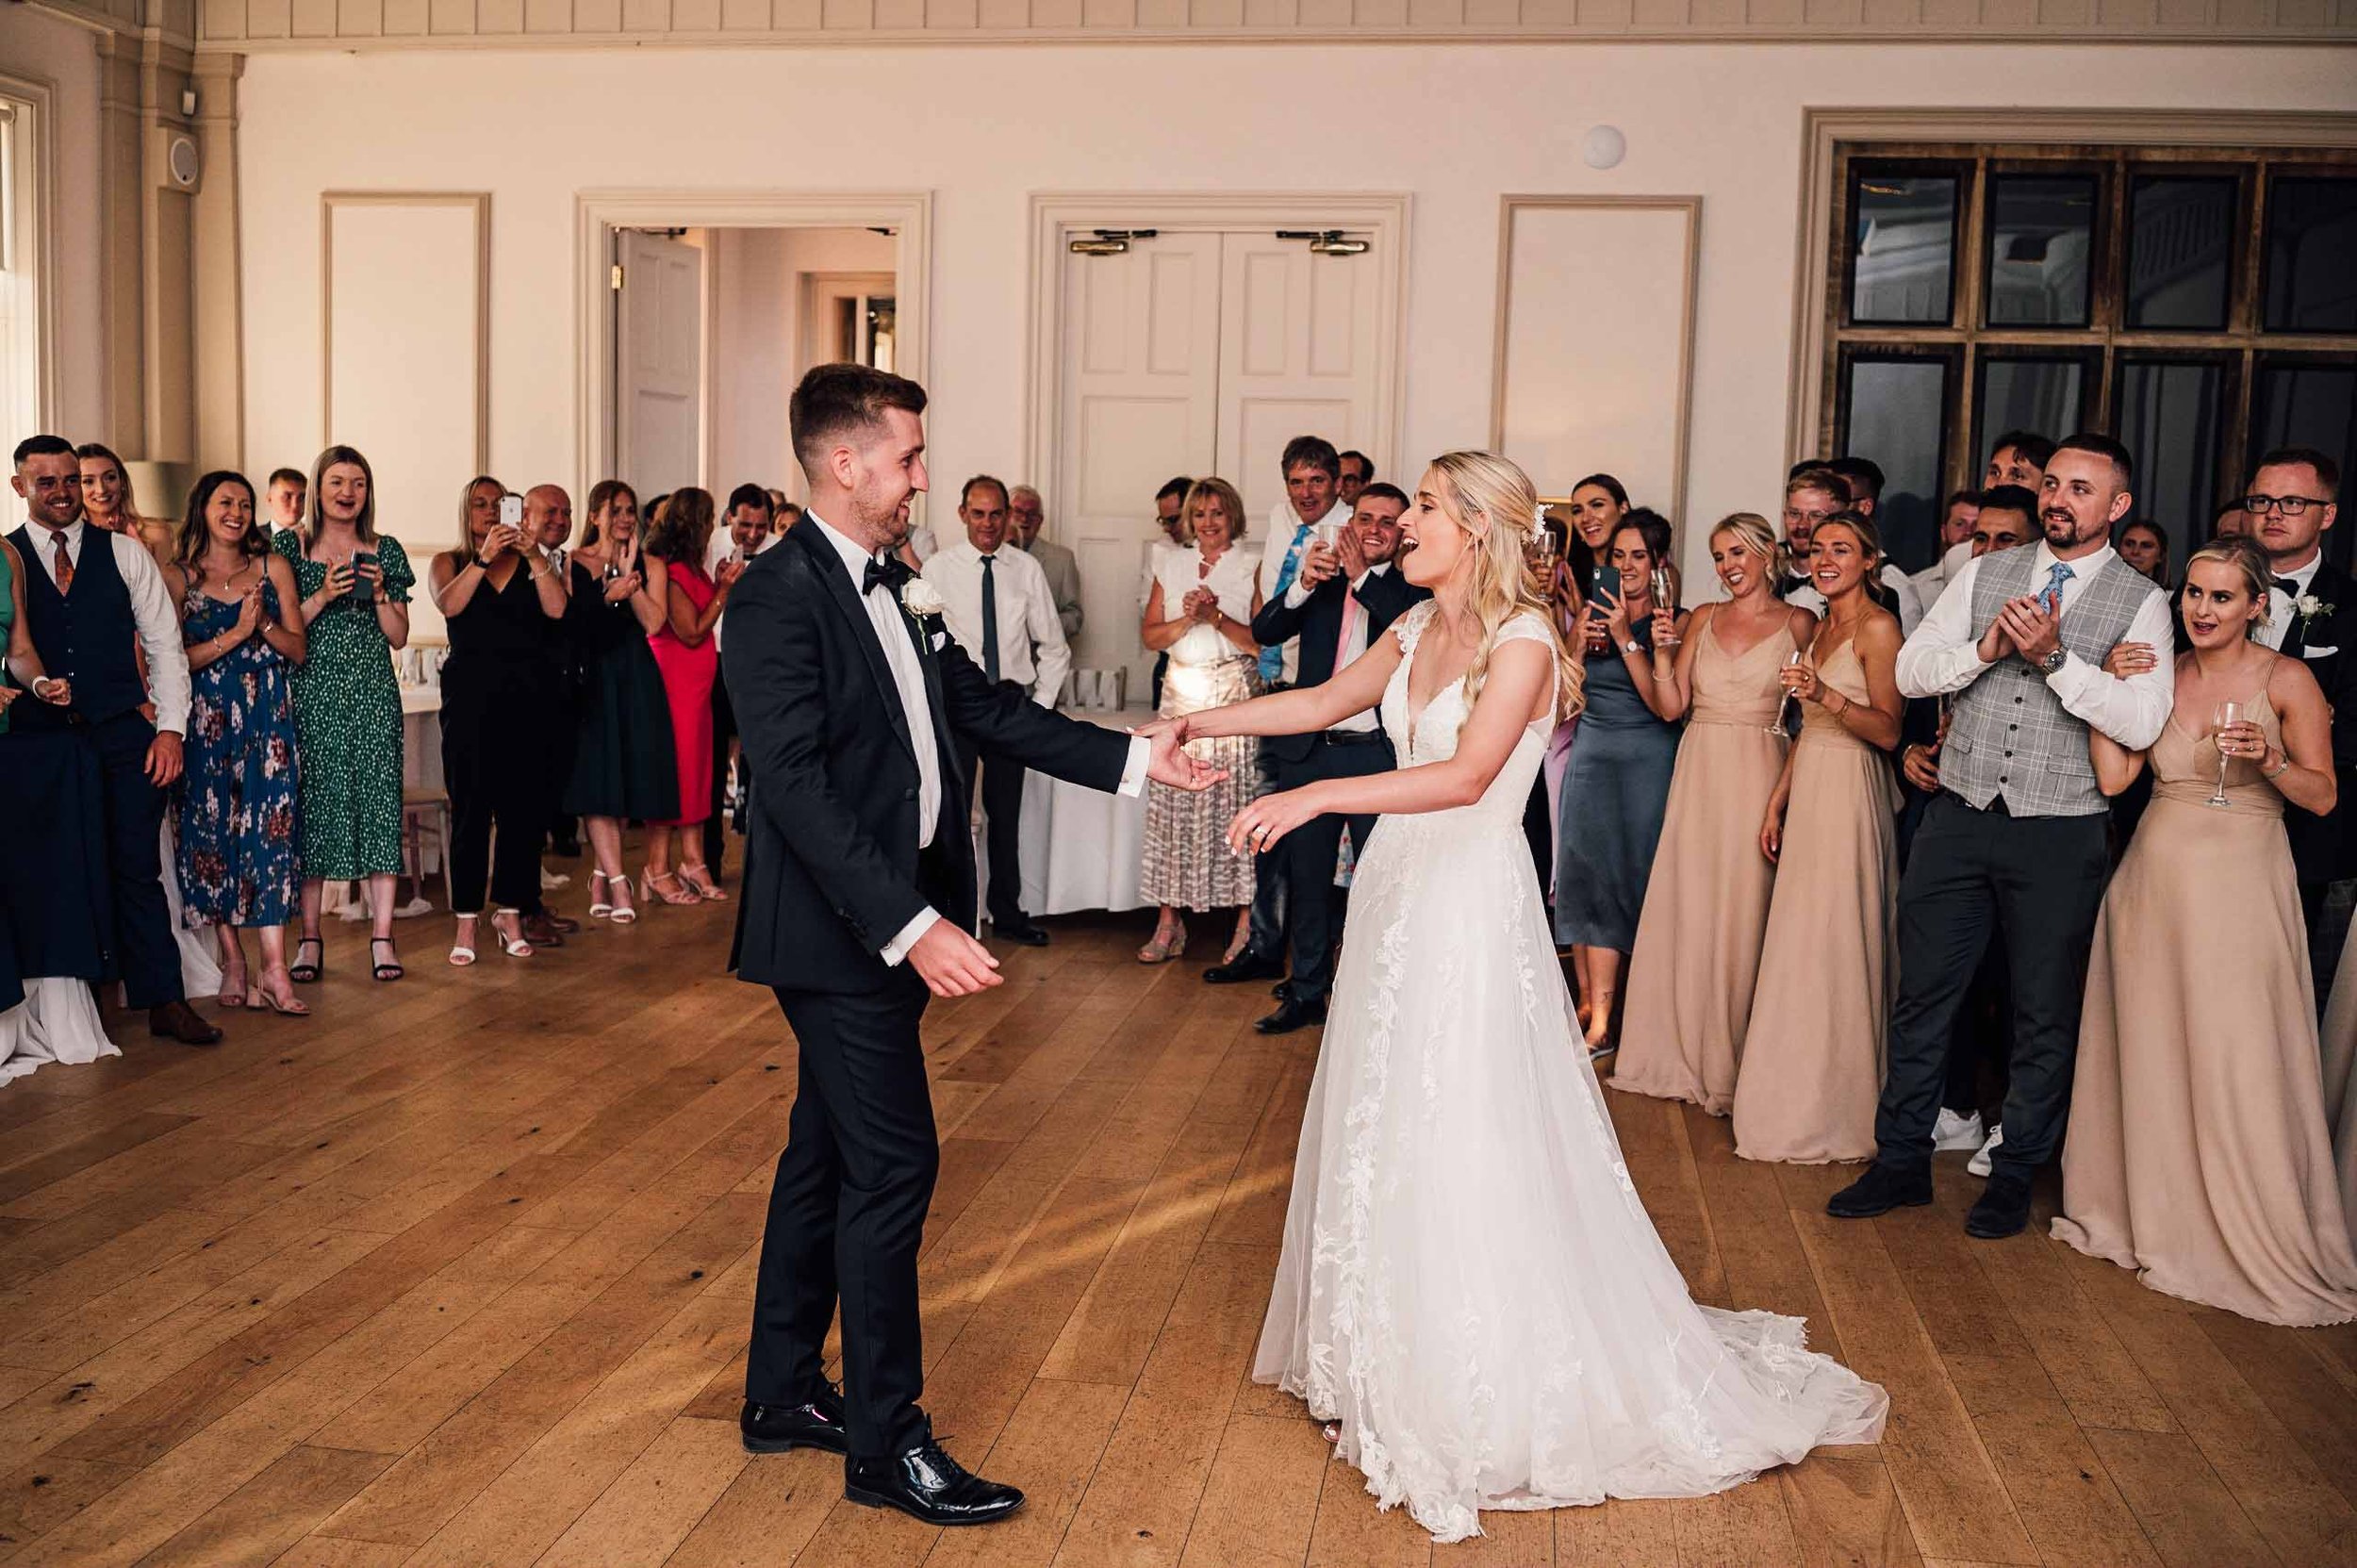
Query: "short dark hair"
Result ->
[[960, 474, 1009, 509], [1979, 484, 2039, 525], [789, 363, 928, 476], [1828, 455, 1886, 500], [2215, 495, 2246, 523], [725, 482, 772, 518], [2118, 517, 2170, 553], [1338, 450, 1374, 482], [1280, 435, 1341, 480], [1356, 482, 1409, 511], [1155, 474, 1193, 506], [267, 467, 306, 490], [2251, 445, 2340, 501], [2055, 432, 2134, 488], [1609, 508, 1674, 568], [1990, 430, 2057, 470], [13, 434, 73, 470], [1946, 487, 1985, 512], [1573, 472, 1631, 508]]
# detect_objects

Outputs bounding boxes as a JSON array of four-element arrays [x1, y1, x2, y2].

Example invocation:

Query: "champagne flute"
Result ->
[[1651, 567, 1681, 647], [2206, 700, 2242, 808], [1770, 649, 1805, 738]]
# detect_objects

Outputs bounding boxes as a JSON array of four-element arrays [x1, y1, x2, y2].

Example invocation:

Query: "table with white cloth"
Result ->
[[1005, 704, 1157, 917]]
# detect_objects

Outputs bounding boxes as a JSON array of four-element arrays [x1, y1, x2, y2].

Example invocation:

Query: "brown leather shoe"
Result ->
[[148, 1000, 223, 1046], [521, 915, 567, 948]]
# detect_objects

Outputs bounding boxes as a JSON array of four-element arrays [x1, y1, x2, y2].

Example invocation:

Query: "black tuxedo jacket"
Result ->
[[724, 521, 1130, 994], [2280, 557, 2357, 884], [1248, 565, 1428, 766]]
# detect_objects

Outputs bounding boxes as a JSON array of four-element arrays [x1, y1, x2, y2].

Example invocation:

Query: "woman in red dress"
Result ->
[[641, 487, 743, 903]]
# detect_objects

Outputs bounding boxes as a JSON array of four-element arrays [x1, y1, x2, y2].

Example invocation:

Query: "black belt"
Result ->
[[1942, 787, 2009, 817], [1320, 728, 1386, 746]]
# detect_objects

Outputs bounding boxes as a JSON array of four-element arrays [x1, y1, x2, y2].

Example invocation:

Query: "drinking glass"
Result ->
[[1770, 650, 1805, 738], [1650, 568, 1681, 647], [2207, 700, 2242, 807]]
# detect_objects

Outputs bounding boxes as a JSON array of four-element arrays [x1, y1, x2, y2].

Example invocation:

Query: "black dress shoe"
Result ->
[[1255, 996, 1327, 1035], [1824, 1162, 1933, 1219], [1271, 980, 1294, 1000], [1965, 1171, 2034, 1239], [994, 918, 1050, 948], [148, 1000, 223, 1046], [845, 1433, 1025, 1527], [1204, 950, 1286, 985], [741, 1386, 848, 1455]]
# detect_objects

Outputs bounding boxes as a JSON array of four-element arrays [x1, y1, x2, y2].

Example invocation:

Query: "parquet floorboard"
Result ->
[[0, 859, 2339, 1567]]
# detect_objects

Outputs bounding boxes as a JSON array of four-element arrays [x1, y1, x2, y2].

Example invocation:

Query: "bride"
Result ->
[[1162, 452, 1887, 1543]]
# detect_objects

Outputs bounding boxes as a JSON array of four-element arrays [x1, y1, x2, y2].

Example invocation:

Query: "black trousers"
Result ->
[[703, 668, 737, 871], [1276, 739, 1391, 1004], [1875, 794, 2109, 1181], [91, 712, 181, 1009], [747, 977, 938, 1459], [1245, 736, 1289, 962], [954, 729, 1029, 928], [440, 687, 550, 914]]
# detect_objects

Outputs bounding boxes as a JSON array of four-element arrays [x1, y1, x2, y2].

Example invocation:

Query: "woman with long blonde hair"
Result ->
[[75, 442, 174, 562], [1166, 452, 1886, 1543]]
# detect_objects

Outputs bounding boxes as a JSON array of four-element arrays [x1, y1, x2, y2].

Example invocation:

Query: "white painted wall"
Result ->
[[234, 41, 2351, 584], [1, 1, 106, 444]]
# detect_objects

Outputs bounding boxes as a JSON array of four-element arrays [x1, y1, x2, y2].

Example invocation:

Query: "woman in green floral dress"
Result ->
[[272, 445, 414, 982]]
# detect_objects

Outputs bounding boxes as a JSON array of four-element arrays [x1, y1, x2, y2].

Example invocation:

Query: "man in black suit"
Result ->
[[723, 365, 1218, 1527], [2246, 447, 2351, 992], [1244, 483, 1426, 1034]]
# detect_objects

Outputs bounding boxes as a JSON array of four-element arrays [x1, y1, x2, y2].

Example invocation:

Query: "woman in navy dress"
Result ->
[[167, 471, 309, 1015]]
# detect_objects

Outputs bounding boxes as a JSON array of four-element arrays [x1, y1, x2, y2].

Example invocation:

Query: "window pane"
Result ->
[[1986, 174, 2097, 327], [2251, 360, 2357, 572], [1845, 357, 1950, 570], [2115, 359, 2223, 557], [2126, 175, 2236, 330], [1974, 356, 2085, 460], [1852, 173, 1956, 325], [2264, 176, 2357, 333]]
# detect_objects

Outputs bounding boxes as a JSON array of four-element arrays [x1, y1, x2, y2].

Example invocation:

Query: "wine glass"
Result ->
[[1770, 649, 1806, 738], [1651, 567, 1681, 647], [2206, 700, 2242, 808]]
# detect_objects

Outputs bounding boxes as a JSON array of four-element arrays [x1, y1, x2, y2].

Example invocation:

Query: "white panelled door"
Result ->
[[1055, 229, 1386, 690], [616, 230, 703, 500]]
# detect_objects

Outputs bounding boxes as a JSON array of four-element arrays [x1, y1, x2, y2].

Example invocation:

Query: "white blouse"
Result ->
[[1153, 543, 1261, 666]]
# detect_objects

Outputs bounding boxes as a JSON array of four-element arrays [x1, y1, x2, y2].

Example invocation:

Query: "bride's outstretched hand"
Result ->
[[1228, 789, 1318, 855], [1146, 727, 1228, 792], [1132, 714, 1191, 745]]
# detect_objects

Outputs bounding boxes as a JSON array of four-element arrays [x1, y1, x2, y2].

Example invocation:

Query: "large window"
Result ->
[[1825, 144, 2357, 576], [0, 94, 44, 446]]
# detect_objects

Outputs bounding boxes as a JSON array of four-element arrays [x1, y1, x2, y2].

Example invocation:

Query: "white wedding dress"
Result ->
[[1252, 603, 1887, 1543]]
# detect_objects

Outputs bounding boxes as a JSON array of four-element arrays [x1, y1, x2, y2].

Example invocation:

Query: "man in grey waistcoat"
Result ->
[[1828, 434, 2173, 1241]]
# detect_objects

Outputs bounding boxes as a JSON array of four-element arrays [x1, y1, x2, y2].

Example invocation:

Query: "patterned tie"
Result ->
[[51, 532, 74, 594], [1332, 585, 1361, 676], [2041, 560, 2074, 617], [1260, 522, 1314, 683], [980, 553, 1001, 685]]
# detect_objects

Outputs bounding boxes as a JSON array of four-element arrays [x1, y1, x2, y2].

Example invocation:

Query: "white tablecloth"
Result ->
[[1013, 704, 1155, 916]]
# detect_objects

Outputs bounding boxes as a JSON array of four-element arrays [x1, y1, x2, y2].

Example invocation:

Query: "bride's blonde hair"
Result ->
[[1426, 451, 1585, 721]]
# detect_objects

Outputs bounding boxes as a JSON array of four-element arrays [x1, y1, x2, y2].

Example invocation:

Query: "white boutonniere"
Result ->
[[899, 578, 947, 620], [2296, 593, 2334, 622]]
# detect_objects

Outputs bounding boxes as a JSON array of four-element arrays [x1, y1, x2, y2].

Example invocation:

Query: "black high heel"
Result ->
[[289, 936, 324, 983]]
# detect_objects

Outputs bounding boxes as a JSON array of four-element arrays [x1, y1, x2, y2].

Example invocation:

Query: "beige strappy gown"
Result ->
[[1732, 642, 1897, 1164], [1613, 616, 1789, 1114], [2054, 694, 2357, 1327]]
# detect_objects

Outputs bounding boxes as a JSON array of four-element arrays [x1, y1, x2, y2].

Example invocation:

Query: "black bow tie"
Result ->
[[2273, 577, 2301, 596], [864, 554, 911, 597]]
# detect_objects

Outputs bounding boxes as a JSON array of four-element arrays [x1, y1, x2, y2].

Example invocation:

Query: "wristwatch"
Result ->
[[2039, 646, 2068, 674], [1621, 638, 1645, 656]]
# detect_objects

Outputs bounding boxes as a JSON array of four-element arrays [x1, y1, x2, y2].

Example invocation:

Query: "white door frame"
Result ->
[[574, 190, 931, 504], [1024, 191, 1410, 504]]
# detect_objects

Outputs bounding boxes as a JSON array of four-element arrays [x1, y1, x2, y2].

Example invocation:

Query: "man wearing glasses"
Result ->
[[2244, 446, 2350, 992]]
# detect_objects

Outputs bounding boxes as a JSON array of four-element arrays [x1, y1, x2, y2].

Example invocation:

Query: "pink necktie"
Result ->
[[1333, 587, 1361, 673]]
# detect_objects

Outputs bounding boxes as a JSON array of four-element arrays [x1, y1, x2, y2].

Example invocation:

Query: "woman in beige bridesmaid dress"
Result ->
[[1614, 514, 1816, 1114], [2055, 538, 2357, 1327], [1735, 513, 1903, 1165]]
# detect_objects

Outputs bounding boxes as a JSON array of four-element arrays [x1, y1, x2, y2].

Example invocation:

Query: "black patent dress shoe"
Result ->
[[148, 1000, 223, 1046], [1204, 950, 1286, 985], [994, 918, 1050, 948], [1824, 1162, 1933, 1219], [845, 1433, 1025, 1527], [1965, 1171, 2034, 1239], [741, 1386, 848, 1455], [1254, 996, 1328, 1035]]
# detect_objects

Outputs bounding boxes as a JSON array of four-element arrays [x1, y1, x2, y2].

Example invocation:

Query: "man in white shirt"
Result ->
[[699, 485, 781, 865], [1139, 475, 1193, 708], [1780, 466, 1925, 633], [1909, 488, 1984, 608], [920, 476, 1074, 946], [1006, 485, 1083, 641], [9, 434, 219, 1045]]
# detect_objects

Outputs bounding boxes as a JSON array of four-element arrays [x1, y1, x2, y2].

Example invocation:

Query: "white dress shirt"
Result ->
[[2259, 552, 2324, 654], [1283, 559, 1397, 732], [1785, 561, 1927, 635], [1895, 540, 2174, 751], [1259, 500, 1349, 685], [1909, 538, 1975, 613], [809, 513, 1146, 966], [921, 537, 1072, 708], [19, 517, 191, 735]]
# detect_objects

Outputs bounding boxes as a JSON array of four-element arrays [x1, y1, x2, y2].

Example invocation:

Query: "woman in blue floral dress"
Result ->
[[169, 471, 310, 1015]]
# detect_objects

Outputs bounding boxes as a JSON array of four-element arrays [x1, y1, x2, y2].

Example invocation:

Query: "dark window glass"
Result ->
[[1844, 355, 1951, 570], [1986, 174, 2097, 327], [1852, 173, 1956, 325], [1974, 356, 2086, 454], [2126, 175, 2237, 330], [2115, 359, 2225, 556], [2264, 176, 2357, 333], [2251, 360, 2357, 572]]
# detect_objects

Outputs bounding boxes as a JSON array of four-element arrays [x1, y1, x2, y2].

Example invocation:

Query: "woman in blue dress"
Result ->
[[168, 471, 310, 1015]]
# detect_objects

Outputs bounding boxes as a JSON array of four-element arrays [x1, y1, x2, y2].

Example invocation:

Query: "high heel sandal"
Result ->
[[288, 936, 323, 983], [587, 871, 615, 918], [370, 936, 404, 982], [1138, 919, 1189, 965], [1222, 916, 1251, 967], [218, 964, 249, 1010], [679, 863, 728, 901], [492, 909, 535, 957], [605, 878, 638, 925], [639, 869, 700, 907], [449, 915, 480, 966], [248, 969, 310, 1015]]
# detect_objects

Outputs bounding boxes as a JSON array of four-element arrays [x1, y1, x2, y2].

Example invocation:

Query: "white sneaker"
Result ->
[[540, 866, 572, 890], [1933, 1108, 1985, 1152], [1967, 1124, 2003, 1178], [387, 896, 435, 920]]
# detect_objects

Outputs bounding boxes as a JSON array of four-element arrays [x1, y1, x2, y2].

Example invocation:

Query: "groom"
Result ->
[[724, 364, 1219, 1527]]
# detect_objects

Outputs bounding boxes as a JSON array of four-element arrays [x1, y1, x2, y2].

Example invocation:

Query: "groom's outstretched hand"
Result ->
[[909, 921, 1003, 997], [1145, 727, 1227, 792]]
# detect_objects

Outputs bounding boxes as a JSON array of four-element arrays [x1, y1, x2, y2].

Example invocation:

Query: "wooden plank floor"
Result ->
[[4, 857, 2356, 1567]]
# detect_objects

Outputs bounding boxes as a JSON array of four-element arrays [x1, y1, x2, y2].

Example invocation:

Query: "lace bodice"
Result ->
[[1380, 602, 1555, 823]]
